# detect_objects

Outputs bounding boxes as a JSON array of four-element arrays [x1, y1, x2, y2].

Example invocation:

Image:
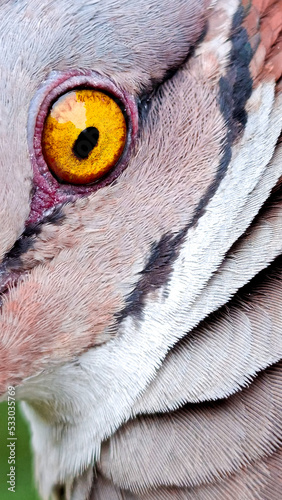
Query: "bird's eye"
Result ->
[[42, 89, 127, 185]]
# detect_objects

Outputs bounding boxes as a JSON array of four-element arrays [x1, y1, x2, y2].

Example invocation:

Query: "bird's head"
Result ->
[[0, 0, 281, 498]]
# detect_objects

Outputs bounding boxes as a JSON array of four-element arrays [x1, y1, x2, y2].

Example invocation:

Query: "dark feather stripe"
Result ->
[[116, 229, 186, 321], [116, 6, 256, 323], [1, 205, 65, 269]]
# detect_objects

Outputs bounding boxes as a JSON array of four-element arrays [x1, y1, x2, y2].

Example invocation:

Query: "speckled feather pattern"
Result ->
[[0, 0, 282, 499]]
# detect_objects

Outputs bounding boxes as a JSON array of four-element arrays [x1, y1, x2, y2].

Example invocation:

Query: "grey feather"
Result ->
[[98, 359, 282, 493], [133, 176, 282, 413]]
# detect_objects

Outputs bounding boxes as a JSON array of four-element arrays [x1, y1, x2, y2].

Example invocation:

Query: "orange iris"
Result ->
[[42, 89, 127, 184]]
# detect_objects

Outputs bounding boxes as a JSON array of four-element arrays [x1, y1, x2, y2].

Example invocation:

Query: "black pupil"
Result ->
[[73, 127, 99, 160]]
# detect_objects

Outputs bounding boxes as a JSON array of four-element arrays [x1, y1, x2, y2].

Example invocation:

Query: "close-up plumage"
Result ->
[[0, 0, 282, 498]]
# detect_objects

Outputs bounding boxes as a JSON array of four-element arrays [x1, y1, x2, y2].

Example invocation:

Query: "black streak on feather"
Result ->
[[116, 6, 254, 323], [221, 5, 253, 141], [116, 229, 186, 322], [2, 206, 65, 270]]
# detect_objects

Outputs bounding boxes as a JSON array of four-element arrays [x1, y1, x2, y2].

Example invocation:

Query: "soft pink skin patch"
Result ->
[[27, 70, 139, 224]]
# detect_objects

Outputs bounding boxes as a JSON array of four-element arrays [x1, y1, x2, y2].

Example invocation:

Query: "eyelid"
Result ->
[[28, 70, 138, 152], [26, 70, 138, 224]]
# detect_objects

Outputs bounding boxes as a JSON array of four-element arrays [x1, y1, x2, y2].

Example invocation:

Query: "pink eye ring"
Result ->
[[27, 70, 138, 224]]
